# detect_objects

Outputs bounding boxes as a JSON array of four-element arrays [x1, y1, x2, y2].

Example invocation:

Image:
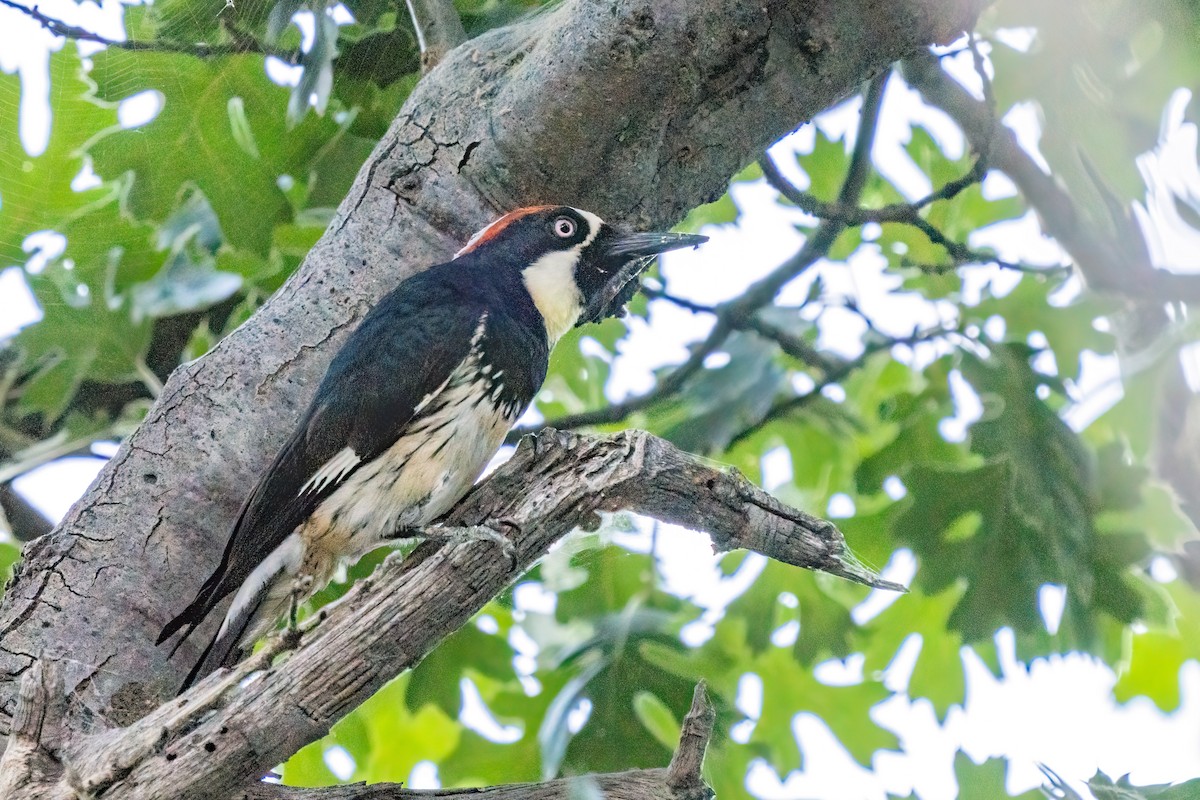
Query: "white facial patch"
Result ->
[[522, 208, 603, 344]]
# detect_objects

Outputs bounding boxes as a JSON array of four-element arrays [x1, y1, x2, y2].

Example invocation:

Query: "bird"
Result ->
[[156, 205, 707, 691]]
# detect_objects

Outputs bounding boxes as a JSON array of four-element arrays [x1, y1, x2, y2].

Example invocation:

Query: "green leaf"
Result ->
[[0, 541, 20, 588], [282, 673, 462, 786], [862, 587, 966, 721], [654, 332, 790, 455], [1115, 580, 1200, 711], [723, 559, 857, 664], [289, 10, 340, 124], [13, 288, 152, 421], [677, 192, 738, 231], [406, 616, 516, 717], [879, 345, 1149, 656], [87, 50, 349, 254], [535, 547, 704, 775], [969, 273, 1117, 382], [954, 752, 1041, 800], [632, 691, 680, 750], [0, 49, 116, 263], [1088, 770, 1200, 800], [644, 617, 897, 772], [795, 127, 850, 203]]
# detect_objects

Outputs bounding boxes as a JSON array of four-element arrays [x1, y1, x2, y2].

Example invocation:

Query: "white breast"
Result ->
[[305, 322, 518, 558]]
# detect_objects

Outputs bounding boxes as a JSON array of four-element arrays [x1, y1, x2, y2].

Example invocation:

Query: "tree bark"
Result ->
[[233, 682, 715, 800], [0, 0, 981, 766]]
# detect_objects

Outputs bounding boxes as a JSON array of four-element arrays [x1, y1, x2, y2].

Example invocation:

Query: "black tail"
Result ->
[[178, 624, 223, 693], [176, 568, 276, 694], [156, 568, 225, 649]]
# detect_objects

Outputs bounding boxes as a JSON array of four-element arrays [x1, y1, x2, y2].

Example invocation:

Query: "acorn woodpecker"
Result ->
[[157, 206, 706, 690]]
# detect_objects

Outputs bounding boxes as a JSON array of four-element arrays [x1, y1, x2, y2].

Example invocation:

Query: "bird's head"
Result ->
[[455, 206, 707, 342]]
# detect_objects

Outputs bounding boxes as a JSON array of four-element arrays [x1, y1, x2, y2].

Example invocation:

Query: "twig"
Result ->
[[902, 214, 1059, 274], [900, 51, 1200, 302], [643, 287, 836, 373], [640, 285, 716, 315], [726, 324, 959, 448], [404, 0, 466, 71], [909, 259, 1069, 277], [758, 150, 985, 225], [0, 0, 299, 62]]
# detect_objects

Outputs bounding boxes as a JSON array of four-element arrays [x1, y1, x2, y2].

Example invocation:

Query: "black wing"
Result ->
[[157, 266, 484, 652]]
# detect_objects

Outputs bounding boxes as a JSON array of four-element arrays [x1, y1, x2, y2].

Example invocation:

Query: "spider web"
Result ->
[[0, 0, 383, 300], [0, 0, 410, 417]]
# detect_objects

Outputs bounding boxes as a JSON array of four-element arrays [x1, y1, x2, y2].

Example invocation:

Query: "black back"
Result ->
[[158, 252, 549, 656]]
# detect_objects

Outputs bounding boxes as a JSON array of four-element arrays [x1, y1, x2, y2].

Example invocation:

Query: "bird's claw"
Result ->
[[285, 574, 315, 646], [424, 525, 518, 573]]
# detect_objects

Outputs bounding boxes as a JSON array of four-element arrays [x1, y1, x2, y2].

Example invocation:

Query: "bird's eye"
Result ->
[[553, 216, 577, 238]]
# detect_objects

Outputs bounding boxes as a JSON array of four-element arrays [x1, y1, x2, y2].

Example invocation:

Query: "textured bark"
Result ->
[[2, 432, 870, 799], [238, 683, 716, 800], [0, 0, 980, 763], [239, 772, 687, 800], [405, 0, 467, 71]]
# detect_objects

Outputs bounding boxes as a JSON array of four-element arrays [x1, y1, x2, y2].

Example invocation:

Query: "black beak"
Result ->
[[602, 231, 710, 261], [578, 230, 708, 325]]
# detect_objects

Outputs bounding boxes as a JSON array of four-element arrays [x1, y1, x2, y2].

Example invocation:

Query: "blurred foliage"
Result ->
[[2, 0, 1200, 799]]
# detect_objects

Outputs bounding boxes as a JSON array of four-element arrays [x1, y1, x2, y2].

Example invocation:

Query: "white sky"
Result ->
[[1, 3, 1199, 798]]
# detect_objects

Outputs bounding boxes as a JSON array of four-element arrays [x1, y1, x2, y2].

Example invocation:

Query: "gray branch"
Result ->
[[902, 51, 1200, 302], [404, 0, 467, 71], [4, 431, 886, 799], [240, 684, 715, 800], [0, 0, 980, 769], [0, 484, 53, 543]]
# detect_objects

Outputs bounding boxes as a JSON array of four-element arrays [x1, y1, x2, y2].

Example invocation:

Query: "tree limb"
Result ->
[[404, 0, 467, 72], [239, 683, 715, 800], [8, 430, 892, 799], [0, 0, 299, 62], [0, 0, 982, 760]]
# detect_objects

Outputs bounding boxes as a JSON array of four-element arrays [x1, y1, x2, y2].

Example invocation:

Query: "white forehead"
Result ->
[[575, 208, 604, 247]]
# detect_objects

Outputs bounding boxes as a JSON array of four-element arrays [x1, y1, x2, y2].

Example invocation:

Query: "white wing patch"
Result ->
[[416, 313, 486, 413], [413, 375, 452, 415], [300, 446, 361, 496]]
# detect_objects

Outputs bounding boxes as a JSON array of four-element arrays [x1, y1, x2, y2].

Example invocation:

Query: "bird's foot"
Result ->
[[383, 526, 422, 542], [424, 525, 518, 572], [284, 574, 315, 648]]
